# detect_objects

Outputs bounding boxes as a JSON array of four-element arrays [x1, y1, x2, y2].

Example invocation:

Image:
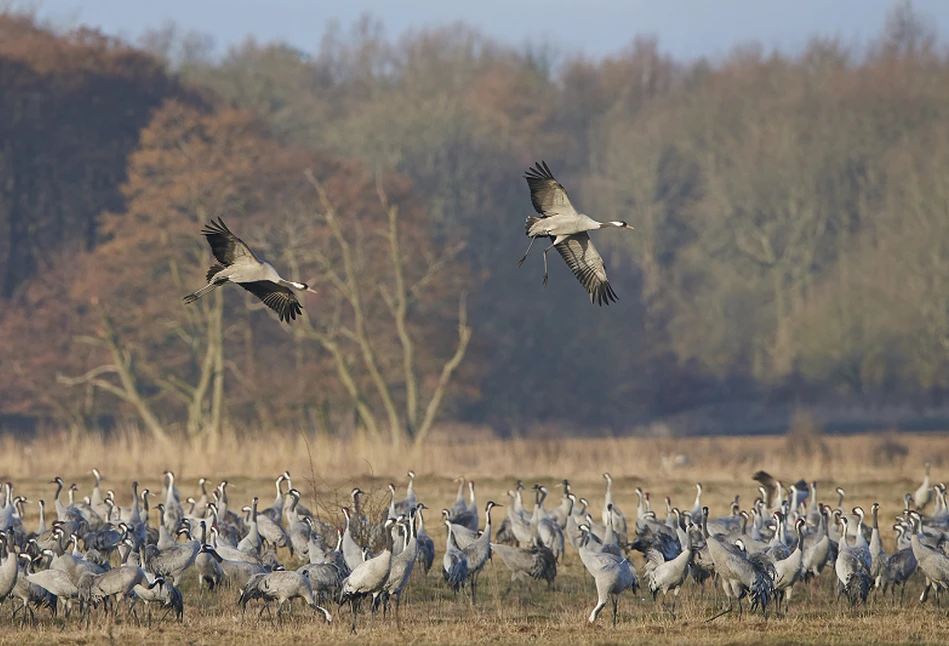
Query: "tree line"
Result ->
[[1, 4, 948, 441]]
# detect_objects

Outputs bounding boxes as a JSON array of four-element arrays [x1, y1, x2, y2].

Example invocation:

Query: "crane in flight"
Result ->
[[183, 218, 316, 323], [517, 161, 633, 306]]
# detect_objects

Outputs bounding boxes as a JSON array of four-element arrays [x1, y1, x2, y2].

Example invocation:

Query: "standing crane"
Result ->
[[577, 524, 638, 626], [702, 507, 773, 621], [517, 161, 633, 305], [644, 517, 692, 617], [908, 511, 949, 608], [183, 217, 317, 323], [339, 518, 395, 633], [772, 519, 806, 614], [442, 521, 469, 597], [378, 513, 418, 627], [461, 501, 500, 604], [835, 516, 871, 607]]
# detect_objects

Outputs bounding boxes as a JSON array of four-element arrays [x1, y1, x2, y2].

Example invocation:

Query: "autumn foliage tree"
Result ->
[[0, 92, 474, 445], [9, 3, 949, 440]]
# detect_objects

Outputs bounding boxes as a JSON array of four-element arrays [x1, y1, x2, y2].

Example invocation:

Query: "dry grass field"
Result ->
[[1, 427, 948, 645]]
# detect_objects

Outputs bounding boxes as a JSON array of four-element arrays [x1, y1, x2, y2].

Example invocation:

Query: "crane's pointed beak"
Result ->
[[306, 287, 318, 295], [625, 224, 635, 230]]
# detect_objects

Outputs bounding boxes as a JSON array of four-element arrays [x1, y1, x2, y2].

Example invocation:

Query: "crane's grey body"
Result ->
[[909, 512, 949, 607], [577, 524, 638, 626], [444, 510, 479, 550], [238, 570, 331, 622], [644, 522, 692, 615], [490, 542, 557, 592], [834, 517, 871, 606], [339, 519, 395, 633], [13, 554, 56, 624], [531, 486, 565, 561], [415, 507, 436, 576], [132, 571, 183, 624], [702, 507, 773, 621], [27, 568, 79, 614], [146, 534, 200, 585], [183, 217, 316, 323], [375, 515, 418, 625], [882, 543, 917, 604], [462, 501, 499, 604], [517, 161, 633, 306], [0, 535, 19, 605], [298, 562, 344, 603], [442, 520, 469, 595], [772, 519, 805, 614]]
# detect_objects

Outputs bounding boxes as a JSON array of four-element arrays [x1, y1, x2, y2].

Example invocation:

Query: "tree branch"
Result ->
[[413, 291, 472, 447]]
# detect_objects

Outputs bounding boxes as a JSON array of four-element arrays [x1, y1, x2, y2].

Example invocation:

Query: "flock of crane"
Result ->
[[182, 161, 634, 321], [0, 463, 947, 633]]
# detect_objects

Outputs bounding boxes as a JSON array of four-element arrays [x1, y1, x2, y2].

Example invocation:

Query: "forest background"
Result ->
[[1, 3, 948, 448]]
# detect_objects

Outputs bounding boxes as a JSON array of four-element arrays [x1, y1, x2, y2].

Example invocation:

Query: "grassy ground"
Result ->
[[1, 431, 948, 644]]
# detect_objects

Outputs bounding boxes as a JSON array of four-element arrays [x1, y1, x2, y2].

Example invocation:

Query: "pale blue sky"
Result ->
[[33, 0, 947, 61]]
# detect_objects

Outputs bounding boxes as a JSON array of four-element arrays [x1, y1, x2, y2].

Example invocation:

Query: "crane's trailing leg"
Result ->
[[517, 236, 537, 268], [541, 241, 557, 288]]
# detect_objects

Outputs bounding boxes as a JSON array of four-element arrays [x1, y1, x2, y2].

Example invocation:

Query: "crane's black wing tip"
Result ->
[[596, 281, 619, 307], [524, 160, 555, 182], [591, 282, 619, 306], [200, 217, 232, 237], [280, 301, 303, 323]]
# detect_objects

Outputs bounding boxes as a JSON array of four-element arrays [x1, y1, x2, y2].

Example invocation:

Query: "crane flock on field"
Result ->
[[1, 463, 948, 631]]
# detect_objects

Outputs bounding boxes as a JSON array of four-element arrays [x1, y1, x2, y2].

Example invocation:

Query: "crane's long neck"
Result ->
[[468, 482, 476, 508], [131, 481, 140, 516], [278, 278, 306, 290]]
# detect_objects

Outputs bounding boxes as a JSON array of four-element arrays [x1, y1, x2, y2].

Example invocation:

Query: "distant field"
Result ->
[[1, 430, 948, 645]]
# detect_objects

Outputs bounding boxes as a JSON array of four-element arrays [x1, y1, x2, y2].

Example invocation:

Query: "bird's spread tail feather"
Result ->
[[749, 569, 774, 614], [845, 570, 871, 607]]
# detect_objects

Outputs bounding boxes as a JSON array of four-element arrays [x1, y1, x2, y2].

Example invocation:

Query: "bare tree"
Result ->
[[293, 169, 471, 448]]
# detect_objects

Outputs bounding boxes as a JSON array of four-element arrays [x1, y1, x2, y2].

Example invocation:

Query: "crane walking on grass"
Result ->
[[183, 217, 317, 323], [517, 161, 633, 306]]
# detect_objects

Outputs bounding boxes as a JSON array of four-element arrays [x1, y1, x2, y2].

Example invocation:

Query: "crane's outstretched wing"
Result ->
[[752, 470, 778, 506], [201, 217, 261, 266], [238, 281, 303, 323], [524, 161, 579, 218], [555, 234, 618, 306]]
